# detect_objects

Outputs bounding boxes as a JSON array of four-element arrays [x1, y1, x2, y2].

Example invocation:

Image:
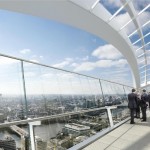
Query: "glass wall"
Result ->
[[100, 80, 130, 124], [0, 57, 26, 121], [0, 55, 134, 149], [33, 109, 109, 150]]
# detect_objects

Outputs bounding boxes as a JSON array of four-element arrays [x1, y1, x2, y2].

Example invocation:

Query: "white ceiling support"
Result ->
[[122, 0, 148, 84], [121, 0, 143, 38], [0, 0, 140, 88], [91, 0, 100, 11]]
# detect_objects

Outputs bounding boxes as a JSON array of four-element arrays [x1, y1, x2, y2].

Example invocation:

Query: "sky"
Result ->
[[0, 0, 149, 94]]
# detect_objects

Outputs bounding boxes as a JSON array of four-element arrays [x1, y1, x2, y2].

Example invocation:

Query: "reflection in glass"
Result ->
[[0, 56, 26, 121], [33, 109, 109, 150]]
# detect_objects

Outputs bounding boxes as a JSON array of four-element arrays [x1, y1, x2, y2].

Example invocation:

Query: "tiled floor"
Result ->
[[83, 110, 150, 150]]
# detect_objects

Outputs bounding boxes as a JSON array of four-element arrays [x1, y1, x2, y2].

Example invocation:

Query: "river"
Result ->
[[0, 123, 65, 148]]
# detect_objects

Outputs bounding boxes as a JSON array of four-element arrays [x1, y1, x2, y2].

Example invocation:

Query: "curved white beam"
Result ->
[[122, 0, 147, 84], [0, 0, 140, 87]]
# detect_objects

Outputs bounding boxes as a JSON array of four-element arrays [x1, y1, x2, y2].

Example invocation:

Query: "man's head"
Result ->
[[132, 89, 136, 93], [143, 89, 146, 92]]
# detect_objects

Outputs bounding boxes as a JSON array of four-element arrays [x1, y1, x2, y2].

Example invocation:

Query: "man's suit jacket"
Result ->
[[141, 93, 148, 108], [128, 92, 137, 109]]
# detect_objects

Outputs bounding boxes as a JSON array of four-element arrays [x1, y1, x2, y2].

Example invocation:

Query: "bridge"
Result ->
[[10, 125, 28, 137]]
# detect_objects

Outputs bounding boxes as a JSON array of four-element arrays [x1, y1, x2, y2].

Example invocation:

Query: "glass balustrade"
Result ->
[[0, 55, 134, 150]]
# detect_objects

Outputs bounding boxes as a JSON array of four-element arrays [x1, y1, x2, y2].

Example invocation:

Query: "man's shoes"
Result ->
[[141, 120, 146, 122], [130, 122, 135, 124]]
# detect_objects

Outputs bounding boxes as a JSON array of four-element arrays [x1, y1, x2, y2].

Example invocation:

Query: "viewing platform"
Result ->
[[83, 110, 150, 150]]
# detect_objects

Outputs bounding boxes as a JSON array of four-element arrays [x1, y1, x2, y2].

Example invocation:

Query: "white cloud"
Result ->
[[115, 12, 131, 28], [56, 73, 75, 79], [92, 45, 122, 59], [0, 57, 18, 65], [82, 56, 89, 61], [29, 59, 39, 63], [74, 62, 95, 72], [133, 0, 149, 11], [25, 72, 36, 77], [101, 0, 122, 8], [41, 73, 54, 78], [53, 61, 70, 68], [74, 59, 127, 72], [32, 55, 37, 58], [20, 49, 31, 54], [65, 58, 73, 62], [52, 58, 73, 68], [108, 76, 132, 86], [40, 55, 44, 59], [71, 63, 78, 67], [115, 11, 150, 35], [138, 11, 150, 25]]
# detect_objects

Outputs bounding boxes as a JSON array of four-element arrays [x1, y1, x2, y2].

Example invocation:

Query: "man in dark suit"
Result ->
[[135, 91, 141, 118], [148, 92, 150, 109], [128, 89, 137, 124], [141, 89, 148, 121]]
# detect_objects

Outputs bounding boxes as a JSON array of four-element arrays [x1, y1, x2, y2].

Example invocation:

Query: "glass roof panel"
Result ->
[[144, 33, 150, 43], [137, 12, 150, 27], [134, 39, 143, 48], [146, 64, 150, 70], [122, 20, 137, 36], [100, 0, 123, 15], [145, 43, 150, 50], [145, 53, 150, 62], [140, 77, 145, 84], [100, 0, 133, 30], [136, 49, 144, 58], [129, 32, 141, 43], [147, 69, 150, 75], [132, 0, 150, 13], [141, 20, 150, 34], [112, 12, 131, 29]]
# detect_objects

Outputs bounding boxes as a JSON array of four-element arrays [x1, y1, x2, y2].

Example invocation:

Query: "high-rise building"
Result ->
[[35, 137, 47, 150], [0, 113, 4, 123], [0, 137, 16, 150]]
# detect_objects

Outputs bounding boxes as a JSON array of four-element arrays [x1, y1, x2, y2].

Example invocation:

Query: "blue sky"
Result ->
[[0, 0, 149, 95], [0, 8, 133, 91]]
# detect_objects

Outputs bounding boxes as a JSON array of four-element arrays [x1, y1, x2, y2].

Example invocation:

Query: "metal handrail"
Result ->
[[0, 53, 133, 88], [0, 106, 110, 128]]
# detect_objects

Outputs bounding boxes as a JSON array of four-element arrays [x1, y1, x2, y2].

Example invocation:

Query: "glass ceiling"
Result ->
[[100, 0, 150, 86]]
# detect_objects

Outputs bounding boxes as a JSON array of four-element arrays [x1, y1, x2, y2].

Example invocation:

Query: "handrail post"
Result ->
[[21, 61, 28, 118], [28, 121, 41, 150], [106, 106, 117, 128], [99, 79, 105, 105]]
